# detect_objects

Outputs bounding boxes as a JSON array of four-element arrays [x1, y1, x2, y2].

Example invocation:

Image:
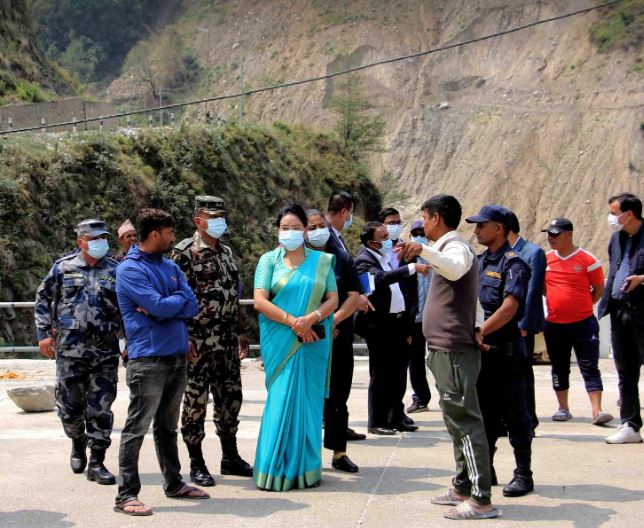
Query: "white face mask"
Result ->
[[607, 212, 625, 232], [307, 227, 330, 248], [279, 230, 305, 251]]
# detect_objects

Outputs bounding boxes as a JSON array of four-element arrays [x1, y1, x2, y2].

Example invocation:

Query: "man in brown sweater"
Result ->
[[396, 195, 499, 521]]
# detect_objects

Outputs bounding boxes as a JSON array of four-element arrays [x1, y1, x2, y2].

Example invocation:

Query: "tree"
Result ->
[[329, 74, 386, 161]]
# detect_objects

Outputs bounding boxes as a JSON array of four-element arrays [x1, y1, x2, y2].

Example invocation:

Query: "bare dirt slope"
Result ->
[[109, 0, 643, 255]]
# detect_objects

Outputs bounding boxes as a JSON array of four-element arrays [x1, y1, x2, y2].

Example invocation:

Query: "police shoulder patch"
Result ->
[[504, 251, 519, 259]]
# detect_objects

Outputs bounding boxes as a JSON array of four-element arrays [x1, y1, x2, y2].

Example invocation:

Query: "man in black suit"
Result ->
[[355, 222, 428, 435]]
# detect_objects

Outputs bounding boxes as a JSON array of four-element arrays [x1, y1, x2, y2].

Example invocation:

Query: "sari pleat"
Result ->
[[253, 250, 334, 491]]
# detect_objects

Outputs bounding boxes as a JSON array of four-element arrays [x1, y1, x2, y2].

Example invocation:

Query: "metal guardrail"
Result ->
[[0, 300, 368, 354]]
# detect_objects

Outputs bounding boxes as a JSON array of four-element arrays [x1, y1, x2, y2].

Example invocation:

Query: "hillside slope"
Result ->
[[0, 0, 72, 103], [108, 0, 643, 255]]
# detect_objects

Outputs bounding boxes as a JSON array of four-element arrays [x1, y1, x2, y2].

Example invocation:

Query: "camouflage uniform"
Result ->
[[34, 249, 120, 450], [172, 232, 243, 445]]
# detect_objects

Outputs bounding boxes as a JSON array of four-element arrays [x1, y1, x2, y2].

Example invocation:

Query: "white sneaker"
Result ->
[[605, 424, 643, 444]]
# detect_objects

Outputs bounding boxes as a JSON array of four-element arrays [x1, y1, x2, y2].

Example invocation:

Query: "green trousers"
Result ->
[[427, 348, 492, 505]]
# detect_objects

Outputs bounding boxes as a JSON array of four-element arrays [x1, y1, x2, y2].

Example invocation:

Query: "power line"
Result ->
[[0, 0, 624, 136]]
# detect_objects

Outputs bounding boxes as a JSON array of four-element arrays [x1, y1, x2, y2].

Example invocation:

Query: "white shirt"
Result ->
[[366, 248, 416, 314], [419, 230, 484, 327]]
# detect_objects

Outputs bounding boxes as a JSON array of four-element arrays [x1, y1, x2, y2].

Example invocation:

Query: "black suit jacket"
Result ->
[[354, 246, 417, 337]]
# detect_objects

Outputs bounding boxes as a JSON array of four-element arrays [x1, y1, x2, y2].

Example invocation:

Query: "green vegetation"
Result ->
[[329, 74, 386, 161], [0, 123, 380, 349], [589, 0, 644, 52], [14, 80, 49, 103]]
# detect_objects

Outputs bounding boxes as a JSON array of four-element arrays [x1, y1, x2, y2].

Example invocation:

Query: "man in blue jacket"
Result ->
[[599, 193, 644, 445], [508, 212, 546, 433], [114, 209, 209, 516]]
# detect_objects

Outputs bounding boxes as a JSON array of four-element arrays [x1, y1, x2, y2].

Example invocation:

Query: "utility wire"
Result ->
[[0, 0, 624, 136]]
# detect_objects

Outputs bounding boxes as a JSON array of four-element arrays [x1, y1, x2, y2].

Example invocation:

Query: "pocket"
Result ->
[[62, 277, 85, 304]]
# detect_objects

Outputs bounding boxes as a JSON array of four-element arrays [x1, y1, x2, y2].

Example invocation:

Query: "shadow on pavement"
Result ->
[[0, 510, 73, 528], [537, 433, 611, 443], [153, 497, 308, 516], [536, 484, 644, 502], [501, 503, 616, 528]]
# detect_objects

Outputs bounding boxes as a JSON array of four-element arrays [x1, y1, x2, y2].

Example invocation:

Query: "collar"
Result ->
[[365, 247, 388, 266], [433, 230, 461, 248], [511, 236, 524, 250], [192, 231, 220, 253], [484, 241, 511, 262]]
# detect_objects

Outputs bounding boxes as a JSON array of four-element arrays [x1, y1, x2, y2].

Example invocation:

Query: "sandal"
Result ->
[[592, 411, 614, 426], [552, 409, 572, 422], [431, 488, 468, 506], [113, 499, 153, 516], [444, 501, 501, 520], [165, 483, 210, 500]]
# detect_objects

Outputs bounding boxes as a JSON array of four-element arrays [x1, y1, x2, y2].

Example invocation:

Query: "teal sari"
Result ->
[[253, 249, 335, 491]]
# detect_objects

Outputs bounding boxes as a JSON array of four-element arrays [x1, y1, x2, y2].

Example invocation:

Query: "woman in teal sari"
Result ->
[[253, 203, 339, 491]]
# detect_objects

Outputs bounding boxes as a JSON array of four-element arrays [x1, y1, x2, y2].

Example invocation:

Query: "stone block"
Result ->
[[7, 384, 55, 412]]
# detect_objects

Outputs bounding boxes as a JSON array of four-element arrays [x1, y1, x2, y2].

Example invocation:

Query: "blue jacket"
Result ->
[[513, 236, 546, 333], [598, 222, 644, 318], [116, 245, 198, 359]]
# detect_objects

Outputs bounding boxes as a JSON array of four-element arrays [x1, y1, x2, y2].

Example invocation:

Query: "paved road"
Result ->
[[0, 358, 642, 528]]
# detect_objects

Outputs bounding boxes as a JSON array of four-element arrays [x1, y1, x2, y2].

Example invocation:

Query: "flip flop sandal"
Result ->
[[431, 488, 468, 506], [552, 410, 572, 421], [592, 411, 614, 426], [113, 499, 153, 516], [444, 501, 501, 520], [165, 484, 210, 500]]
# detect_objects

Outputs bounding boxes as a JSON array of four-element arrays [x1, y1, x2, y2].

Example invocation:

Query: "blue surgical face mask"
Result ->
[[206, 217, 227, 238], [307, 227, 330, 248], [378, 239, 393, 254], [343, 214, 353, 231], [86, 238, 109, 259], [279, 230, 305, 251], [386, 224, 403, 241], [411, 235, 428, 245]]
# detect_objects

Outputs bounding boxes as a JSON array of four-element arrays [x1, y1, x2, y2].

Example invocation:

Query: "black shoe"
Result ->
[[401, 414, 415, 426], [346, 428, 367, 441], [502, 471, 534, 497], [70, 436, 87, 474], [396, 422, 419, 432], [87, 450, 116, 485], [332, 455, 359, 473], [187, 443, 216, 487], [221, 455, 253, 477], [407, 401, 429, 413], [368, 426, 396, 435]]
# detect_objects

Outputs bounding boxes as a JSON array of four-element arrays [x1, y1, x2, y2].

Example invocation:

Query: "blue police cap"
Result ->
[[75, 219, 110, 238], [465, 205, 513, 227], [410, 220, 424, 232]]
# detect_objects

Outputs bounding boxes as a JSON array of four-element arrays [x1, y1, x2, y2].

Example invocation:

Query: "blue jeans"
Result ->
[[115, 355, 188, 504]]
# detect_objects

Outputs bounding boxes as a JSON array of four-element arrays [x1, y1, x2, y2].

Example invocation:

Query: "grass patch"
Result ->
[[589, 0, 644, 51]]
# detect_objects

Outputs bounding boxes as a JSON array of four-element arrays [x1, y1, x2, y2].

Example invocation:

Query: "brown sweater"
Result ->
[[423, 236, 479, 352]]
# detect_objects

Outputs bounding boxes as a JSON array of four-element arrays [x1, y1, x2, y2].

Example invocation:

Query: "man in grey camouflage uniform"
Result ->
[[171, 196, 252, 486], [34, 219, 120, 485]]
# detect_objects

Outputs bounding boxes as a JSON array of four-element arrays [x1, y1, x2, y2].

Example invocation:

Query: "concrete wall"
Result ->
[[0, 98, 118, 132]]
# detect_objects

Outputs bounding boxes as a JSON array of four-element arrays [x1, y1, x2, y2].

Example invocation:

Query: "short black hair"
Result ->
[[360, 221, 384, 246], [509, 212, 520, 234], [421, 194, 461, 229], [327, 190, 354, 213], [378, 207, 400, 222], [276, 203, 307, 227], [609, 193, 642, 220], [136, 208, 175, 242]]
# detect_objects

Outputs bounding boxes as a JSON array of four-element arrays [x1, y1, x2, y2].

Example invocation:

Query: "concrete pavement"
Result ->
[[0, 357, 642, 528]]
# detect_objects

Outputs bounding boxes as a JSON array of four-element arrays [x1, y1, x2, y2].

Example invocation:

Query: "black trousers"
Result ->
[[409, 322, 431, 405], [522, 332, 539, 431], [477, 341, 533, 459], [610, 303, 644, 431], [324, 331, 355, 452], [365, 314, 410, 428]]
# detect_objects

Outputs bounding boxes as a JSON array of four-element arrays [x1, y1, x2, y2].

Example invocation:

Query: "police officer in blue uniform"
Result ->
[[34, 219, 120, 485], [465, 205, 534, 497]]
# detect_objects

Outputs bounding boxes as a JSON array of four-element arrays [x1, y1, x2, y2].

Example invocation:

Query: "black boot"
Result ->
[[220, 437, 253, 477], [70, 435, 87, 474], [503, 448, 534, 497], [490, 446, 498, 486], [87, 449, 116, 485], [187, 443, 215, 486]]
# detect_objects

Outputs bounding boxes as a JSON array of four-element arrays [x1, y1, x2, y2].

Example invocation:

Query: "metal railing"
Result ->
[[0, 301, 368, 354]]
